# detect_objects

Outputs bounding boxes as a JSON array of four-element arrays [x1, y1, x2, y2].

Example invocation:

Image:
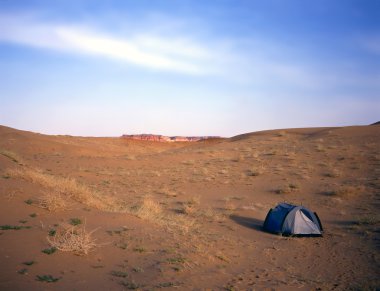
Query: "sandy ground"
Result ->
[[0, 124, 379, 290]]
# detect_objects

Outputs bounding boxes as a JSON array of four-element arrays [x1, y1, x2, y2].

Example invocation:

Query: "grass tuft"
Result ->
[[38, 192, 67, 211], [47, 224, 98, 256]]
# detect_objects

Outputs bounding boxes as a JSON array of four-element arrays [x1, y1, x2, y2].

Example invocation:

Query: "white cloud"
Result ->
[[0, 13, 214, 75]]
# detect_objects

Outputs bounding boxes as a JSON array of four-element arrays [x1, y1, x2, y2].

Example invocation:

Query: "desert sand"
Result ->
[[0, 124, 379, 290]]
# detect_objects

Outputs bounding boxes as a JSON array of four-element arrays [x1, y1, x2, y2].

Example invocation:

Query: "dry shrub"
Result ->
[[180, 204, 196, 215], [7, 167, 122, 212], [246, 165, 264, 177], [224, 201, 237, 211], [325, 185, 360, 197], [0, 149, 23, 165], [134, 196, 164, 220], [198, 207, 225, 222], [47, 224, 98, 255], [39, 192, 67, 211], [133, 196, 196, 233], [324, 169, 341, 178], [275, 183, 299, 194], [179, 196, 201, 215]]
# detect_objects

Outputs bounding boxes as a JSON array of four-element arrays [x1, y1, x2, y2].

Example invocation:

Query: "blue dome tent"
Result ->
[[263, 203, 323, 236]]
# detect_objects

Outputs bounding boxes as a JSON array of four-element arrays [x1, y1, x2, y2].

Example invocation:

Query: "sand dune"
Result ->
[[0, 124, 379, 290]]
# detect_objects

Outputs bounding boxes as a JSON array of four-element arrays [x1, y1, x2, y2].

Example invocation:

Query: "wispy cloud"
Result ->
[[0, 12, 375, 91], [0, 13, 215, 75]]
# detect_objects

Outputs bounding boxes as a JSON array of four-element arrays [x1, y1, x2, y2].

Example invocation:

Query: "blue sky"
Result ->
[[0, 0, 379, 136]]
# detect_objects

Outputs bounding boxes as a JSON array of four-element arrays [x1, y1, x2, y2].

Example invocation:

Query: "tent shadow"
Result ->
[[230, 215, 264, 232]]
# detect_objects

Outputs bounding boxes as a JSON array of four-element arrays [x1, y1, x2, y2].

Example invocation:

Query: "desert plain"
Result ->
[[0, 124, 379, 290]]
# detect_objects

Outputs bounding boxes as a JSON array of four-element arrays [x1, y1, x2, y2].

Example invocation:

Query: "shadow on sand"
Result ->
[[230, 215, 264, 232]]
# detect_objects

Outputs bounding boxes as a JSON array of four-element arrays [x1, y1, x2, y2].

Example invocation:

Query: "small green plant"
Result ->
[[133, 247, 146, 253], [36, 275, 60, 283], [120, 280, 141, 289], [110, 270, 128, 278], [117, 242, 128, 250], [42, 247, 57, 255], [23, 261, 36, 266], [0, 225, 30, 230], [18, 268, 28, 275], [132, 267, 144, 273], [30, 213, 37, 218], [25, 199, 33, 205], [167, 257, 186, 264], [156, 282, 182, 288], [48, 229, 56, 236], [69, 218, 82, 226]]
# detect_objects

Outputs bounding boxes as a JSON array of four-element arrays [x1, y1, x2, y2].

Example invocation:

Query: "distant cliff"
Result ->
[[122, 134, 221, 142]]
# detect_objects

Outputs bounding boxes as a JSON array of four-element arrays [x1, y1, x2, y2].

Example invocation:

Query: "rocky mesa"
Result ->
[[122, 134, 221, 142]]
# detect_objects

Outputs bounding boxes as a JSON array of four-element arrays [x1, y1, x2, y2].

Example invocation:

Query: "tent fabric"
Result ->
[[263, 203, 323, 236]]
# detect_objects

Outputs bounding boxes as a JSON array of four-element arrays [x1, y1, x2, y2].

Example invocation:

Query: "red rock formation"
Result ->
[[122, 134, 221, 142]]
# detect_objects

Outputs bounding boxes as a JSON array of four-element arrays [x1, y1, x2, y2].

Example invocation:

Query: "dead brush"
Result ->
[[7, 167, 123, 212], [47, 223, 99, 256], [38, 191, 68, 211], [324, 185, 362, 197], [133, 196, 164, 220], [0, 149, 23, 165], [178, 196, 201, 215], [275, 183, 299, 194], [133, 196, 196, 233]]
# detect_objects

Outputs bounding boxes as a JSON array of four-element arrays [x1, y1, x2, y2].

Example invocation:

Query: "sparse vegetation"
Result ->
[[355, 215, 379, 225], [156, 281, 182, 288], [18, 268, 28, 275], [48, 229, 56, 236], [120, 280, 141, 289], [42, 247, 57, 255], [7, 167, 122, 212], [69, 218, 82, 226], [47, 224, 98, 255], [0, 225, 30, 230], [38, 192, 67, 211], [324, 169, 341, 178], [36, 275, 60, 283], [324, 185, 358, 197], [0, 149, 23, 164], [1, 124, 379, 290], [133, 247, 146, 253], [167, 257, 186, 264], [275, 183, 299, 194], [110, 270, 128, 278]]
